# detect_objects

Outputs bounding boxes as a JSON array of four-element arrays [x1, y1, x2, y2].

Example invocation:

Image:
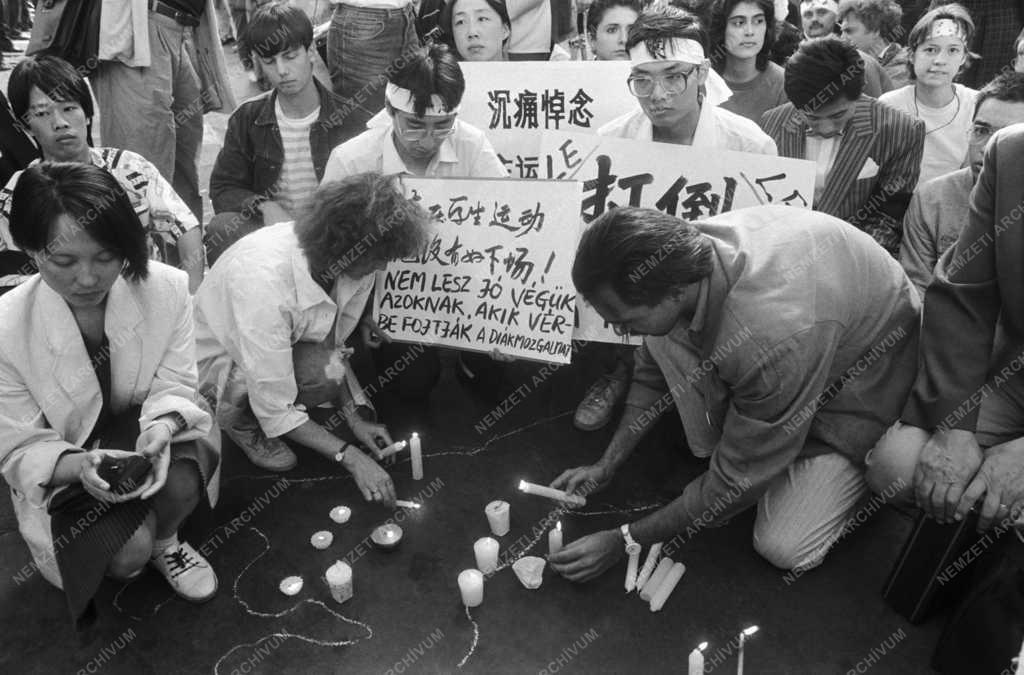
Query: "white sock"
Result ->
[[152, 533, 180, 558]]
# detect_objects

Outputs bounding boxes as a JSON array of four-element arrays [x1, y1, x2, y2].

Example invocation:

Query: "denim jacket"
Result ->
[[210, 77, 372, 214]]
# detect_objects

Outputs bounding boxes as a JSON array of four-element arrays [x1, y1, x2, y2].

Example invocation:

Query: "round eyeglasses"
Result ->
[[627, 70, 693, 98]]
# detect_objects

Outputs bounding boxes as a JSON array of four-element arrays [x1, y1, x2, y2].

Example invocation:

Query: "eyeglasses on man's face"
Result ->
[[627, 68, 694, 98], [394, 112, 457, 141]]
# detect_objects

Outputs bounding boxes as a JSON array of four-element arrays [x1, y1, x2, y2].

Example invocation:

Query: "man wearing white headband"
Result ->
[[599, 10, 777, 154], [208, 3, 373, 265], [322, 43, 510, 411]]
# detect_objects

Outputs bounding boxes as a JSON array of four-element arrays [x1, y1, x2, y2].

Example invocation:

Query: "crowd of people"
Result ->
[[1, 0, 1024, 668]]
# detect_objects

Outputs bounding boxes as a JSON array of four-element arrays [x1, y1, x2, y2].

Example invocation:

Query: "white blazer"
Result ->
[[0, 263, 219, 587]]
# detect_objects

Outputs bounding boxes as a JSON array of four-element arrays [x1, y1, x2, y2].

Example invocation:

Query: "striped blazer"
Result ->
[[760, 96, 925, 256]]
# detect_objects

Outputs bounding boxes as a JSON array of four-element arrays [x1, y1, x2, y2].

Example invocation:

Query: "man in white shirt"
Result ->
[[195, 173, 427, 496]]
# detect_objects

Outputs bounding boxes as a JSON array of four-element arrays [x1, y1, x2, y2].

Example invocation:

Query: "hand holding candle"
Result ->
[[376, 440, 407, 460], [518, 480, 586, 507]]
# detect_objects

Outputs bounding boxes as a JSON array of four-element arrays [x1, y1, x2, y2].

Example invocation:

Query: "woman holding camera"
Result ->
[[0, 162, 220, 626]]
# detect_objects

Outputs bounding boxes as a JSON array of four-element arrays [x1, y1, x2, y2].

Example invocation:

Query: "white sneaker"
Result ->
[[151, 542, 218, 603]]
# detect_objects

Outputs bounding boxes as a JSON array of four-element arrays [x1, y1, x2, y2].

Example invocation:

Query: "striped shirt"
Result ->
[[274, 101, 320, 215]]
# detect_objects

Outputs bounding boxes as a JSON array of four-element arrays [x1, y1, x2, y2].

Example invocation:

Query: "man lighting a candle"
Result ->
[[548, 204, 919, 579]]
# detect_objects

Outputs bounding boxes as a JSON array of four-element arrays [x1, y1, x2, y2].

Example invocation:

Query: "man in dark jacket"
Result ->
[[206, 2, 371, 264]]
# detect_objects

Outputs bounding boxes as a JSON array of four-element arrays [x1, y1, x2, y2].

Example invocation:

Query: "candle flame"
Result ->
[[518, 480, 528, 491], [742, 625, 760, 637], [556, 521, 562, 531], [698, 641, 708, 652], [411, 432, 419, 438]]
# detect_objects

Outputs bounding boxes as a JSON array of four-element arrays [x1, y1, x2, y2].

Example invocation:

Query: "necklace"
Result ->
[[913, 86, 961, 136]]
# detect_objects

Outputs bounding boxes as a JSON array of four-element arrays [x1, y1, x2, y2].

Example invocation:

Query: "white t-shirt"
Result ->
[[274, 101, 320, 215], [804, 135, 840, 204], [878, 84, 977, 184]]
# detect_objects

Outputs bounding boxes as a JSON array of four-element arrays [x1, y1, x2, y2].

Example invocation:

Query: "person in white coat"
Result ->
[[0, 163, 221, 625]]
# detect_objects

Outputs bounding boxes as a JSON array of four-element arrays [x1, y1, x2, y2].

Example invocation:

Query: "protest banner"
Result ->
[[374, 177, 584, 364], [459, 61, 635, 177], [537, 132, 817, 343]]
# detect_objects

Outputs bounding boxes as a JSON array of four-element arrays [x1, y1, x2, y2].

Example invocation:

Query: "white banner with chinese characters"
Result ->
[[459, 61, 635, 177], [374, 177, 584, 364], [537, 132, 818, 344]]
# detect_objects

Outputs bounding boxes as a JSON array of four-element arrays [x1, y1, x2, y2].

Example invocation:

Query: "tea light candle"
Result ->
[[548, 521, 563, 556], [310, 530, 334, 550], [635, 541, 663, 591], [458, 569, 484, 607], [279, 576, 304, 596], [638, 557, 674, 602], [371, 523, 403, 551], [474, 537, 500, 574], [410, 433, 423, 480], [688, 642, 708, 675], [329, 506, 351, 524], [649, 561, 686, 611], [518, 480, 586, 507]]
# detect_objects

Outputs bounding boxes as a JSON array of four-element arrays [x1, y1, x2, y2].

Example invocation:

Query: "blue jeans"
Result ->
[[327, 2, 420, 113]]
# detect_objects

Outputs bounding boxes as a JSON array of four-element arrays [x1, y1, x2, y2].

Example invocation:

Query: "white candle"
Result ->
[[378, 440, 408, 459], [474, 537, 500, 575], [279, 576, 304, 596], [638, 557, 674, 602], [310, 530, 334, 550], [548, 521, 563, 556], [635, 541, 663, 591], [395, 499, 421, 509], [325, 560, 353, 604], [624, 549, 640, 592], [485, 500, 511, 536], [410, 433, 423, 480], [518, 480, 586, 506], [329, 505, 351, 524], [458, 569, 484, 607], [649, 562, 686, 611], [688, 642, 707, 675], [737, 626, 759, 675]]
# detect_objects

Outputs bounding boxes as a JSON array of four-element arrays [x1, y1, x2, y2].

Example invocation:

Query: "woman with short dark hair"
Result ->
[[0, 162, 221, 625], [443, 0, 513, 61]]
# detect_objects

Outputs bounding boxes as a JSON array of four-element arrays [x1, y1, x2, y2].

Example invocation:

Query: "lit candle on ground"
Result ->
[[410, 432, 423, 480], [279, 576, 304, 596], [624, 548, 640, 593], [310, 530, 334, 550], [325, 560, 353, 604], [517, 480, 586, 507], [548, 521, 563, 556], [474, 537, 500, 574], [649, 562, 686, 611], [688, 642, 708, 675], [485, 500, 510, 536], [638, 557, 675, 602], [377, 440, 408, 460], [737, 625, 759, 675], [371, 524, 404, 551], [395, 500, 421, 509], [329, 506, 351, 524], [635, 541, 663, 591], [458, 569, 484, 607]]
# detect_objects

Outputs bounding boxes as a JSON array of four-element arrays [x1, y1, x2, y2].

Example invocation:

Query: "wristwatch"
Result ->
[[336, 441, 352, 465], [620, 524, 641, 555]]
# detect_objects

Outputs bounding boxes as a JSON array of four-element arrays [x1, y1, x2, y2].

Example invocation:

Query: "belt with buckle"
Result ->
[[149, 0, 200, 27]]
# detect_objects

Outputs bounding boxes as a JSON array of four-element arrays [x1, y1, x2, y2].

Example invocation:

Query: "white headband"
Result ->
[[385, 82, 459, 117], [927, 18, 967, 42], [629, 37, 706, 66], [800, 0, 838, 12]]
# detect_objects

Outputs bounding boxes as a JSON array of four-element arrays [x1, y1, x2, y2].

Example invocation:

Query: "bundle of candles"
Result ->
[[624, 541, 685, 612]]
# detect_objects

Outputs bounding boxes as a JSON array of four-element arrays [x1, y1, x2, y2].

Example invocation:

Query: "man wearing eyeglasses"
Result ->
[[207, 4, 373, 264], [761, 36, 924, 256], [598, 10, 778, 154], [900, 72, 1024, 295]]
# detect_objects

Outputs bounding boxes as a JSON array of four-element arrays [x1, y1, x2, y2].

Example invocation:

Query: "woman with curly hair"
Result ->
[[193, 172, 428, 503], [709, 0, 788, 122]]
